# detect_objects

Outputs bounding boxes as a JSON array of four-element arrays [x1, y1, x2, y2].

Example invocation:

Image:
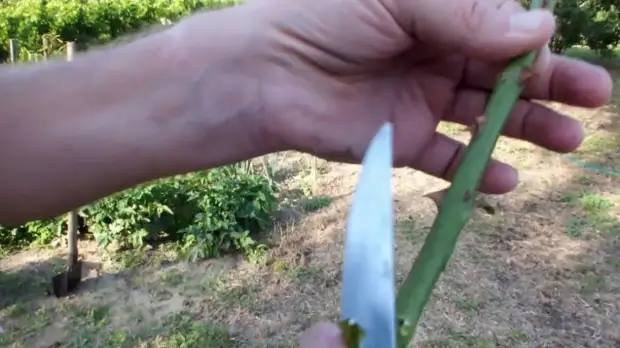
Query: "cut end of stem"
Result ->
[[338, 319, 366, 348]]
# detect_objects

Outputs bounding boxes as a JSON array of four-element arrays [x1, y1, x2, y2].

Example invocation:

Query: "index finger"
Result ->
[[300, 322, 346, 348], [463, 53, 613, 108]]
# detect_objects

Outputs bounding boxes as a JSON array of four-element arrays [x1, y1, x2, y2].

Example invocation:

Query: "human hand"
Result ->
[[241, 0, 612, 194], [300, 322, 345, 348]]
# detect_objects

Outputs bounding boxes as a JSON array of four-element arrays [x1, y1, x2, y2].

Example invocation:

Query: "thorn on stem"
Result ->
[[466, 115, 487, 138], [424, 188, 448, 208], [464, 190, 472, 201], [520, 67, 534, 83]]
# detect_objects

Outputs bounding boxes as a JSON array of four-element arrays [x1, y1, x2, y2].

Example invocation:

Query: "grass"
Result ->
[[564, 46, 620, 69], [1, 51, 620, 347]]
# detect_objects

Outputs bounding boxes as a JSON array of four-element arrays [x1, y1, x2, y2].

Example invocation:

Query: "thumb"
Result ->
[[299, 322, 346, 348], [391, 0, 556, 61]]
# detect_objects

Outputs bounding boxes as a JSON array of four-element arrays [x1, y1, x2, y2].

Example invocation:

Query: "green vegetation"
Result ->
[[0, 0, 241, 61], [0, 164, 277, 261], [519, 0, 620, 55], [1, 0, 618, 62]]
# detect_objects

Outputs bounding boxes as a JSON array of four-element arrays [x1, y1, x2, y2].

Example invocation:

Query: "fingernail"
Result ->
[[509, 10, 547, 37], [533, 44, 551, 73]]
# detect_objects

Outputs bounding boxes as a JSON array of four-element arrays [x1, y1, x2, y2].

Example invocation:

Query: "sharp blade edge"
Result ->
[[340, 122, 396, 348]]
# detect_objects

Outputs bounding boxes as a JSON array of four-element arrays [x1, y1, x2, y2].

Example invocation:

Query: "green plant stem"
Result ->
[[394, 1, 557, 347]]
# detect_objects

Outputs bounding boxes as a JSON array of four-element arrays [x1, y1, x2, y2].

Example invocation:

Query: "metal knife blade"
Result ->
[[340, 122, 396, 348]]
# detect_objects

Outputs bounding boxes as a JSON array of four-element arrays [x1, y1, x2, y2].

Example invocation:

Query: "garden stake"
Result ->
[[51, 210, 83, 297], [51, 42, 83, 298], [393, 1, 557, 347]]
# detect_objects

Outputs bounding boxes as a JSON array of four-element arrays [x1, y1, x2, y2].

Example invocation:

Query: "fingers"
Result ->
[[463, 53, 614, 107], [445, 88, 584, 152], [299, 322, 345, 348], [413, 133, 519, 194], [388, 0, 555, 61]]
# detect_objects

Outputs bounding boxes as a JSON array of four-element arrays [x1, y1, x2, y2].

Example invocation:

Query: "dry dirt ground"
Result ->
[[1, 53, 619, 348]]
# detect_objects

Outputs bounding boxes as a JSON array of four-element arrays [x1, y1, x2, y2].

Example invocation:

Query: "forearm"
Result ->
[[0, 8, 269, 225]]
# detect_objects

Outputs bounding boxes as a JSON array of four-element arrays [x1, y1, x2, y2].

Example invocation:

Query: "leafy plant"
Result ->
[[84, 167, 276, 260], [519, 0, 620, 55], [0, 218, 63, 253], [0, 165, 276, 261], [0, 0, 242, 62]]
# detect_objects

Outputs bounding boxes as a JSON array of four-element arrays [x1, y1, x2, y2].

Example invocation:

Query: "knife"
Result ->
[[339, 122, 396, 348]]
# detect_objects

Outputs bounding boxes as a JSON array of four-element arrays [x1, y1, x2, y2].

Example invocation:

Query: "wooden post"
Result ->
[[8, 39, 18, 64], [42, 37, 48, 62], [66, 41, 74, 61], [65, 42, 79, 256]]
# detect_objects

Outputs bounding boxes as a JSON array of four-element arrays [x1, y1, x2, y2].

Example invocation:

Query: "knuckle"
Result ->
[[463, 1, 489, 36]]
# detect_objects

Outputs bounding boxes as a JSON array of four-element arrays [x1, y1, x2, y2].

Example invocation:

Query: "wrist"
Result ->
[[163, 5, 282, 169]]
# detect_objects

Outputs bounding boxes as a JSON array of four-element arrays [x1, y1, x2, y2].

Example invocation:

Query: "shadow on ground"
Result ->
[[0, 246, 251, 347], [0, 152, 346, 348], [0, 256, 67, 309], [381, 146, 620, 347]]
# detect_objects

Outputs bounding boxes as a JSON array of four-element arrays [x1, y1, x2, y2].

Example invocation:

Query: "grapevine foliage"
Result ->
[[0, 0, 241, 61]]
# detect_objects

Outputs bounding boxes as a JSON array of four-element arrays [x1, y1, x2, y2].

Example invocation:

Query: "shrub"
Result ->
[[0, 219, 63, 251], [0, 164, 277, 260], [0, 0, 241, 62], [519, 0, 620, 55]]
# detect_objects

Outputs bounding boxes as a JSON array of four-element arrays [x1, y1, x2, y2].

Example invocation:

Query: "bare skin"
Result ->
[[300, 322, 345, 347], [0, 0, 613, 344]]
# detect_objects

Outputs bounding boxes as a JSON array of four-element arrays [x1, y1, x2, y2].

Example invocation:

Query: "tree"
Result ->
[[519, 0, 620, 55]]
